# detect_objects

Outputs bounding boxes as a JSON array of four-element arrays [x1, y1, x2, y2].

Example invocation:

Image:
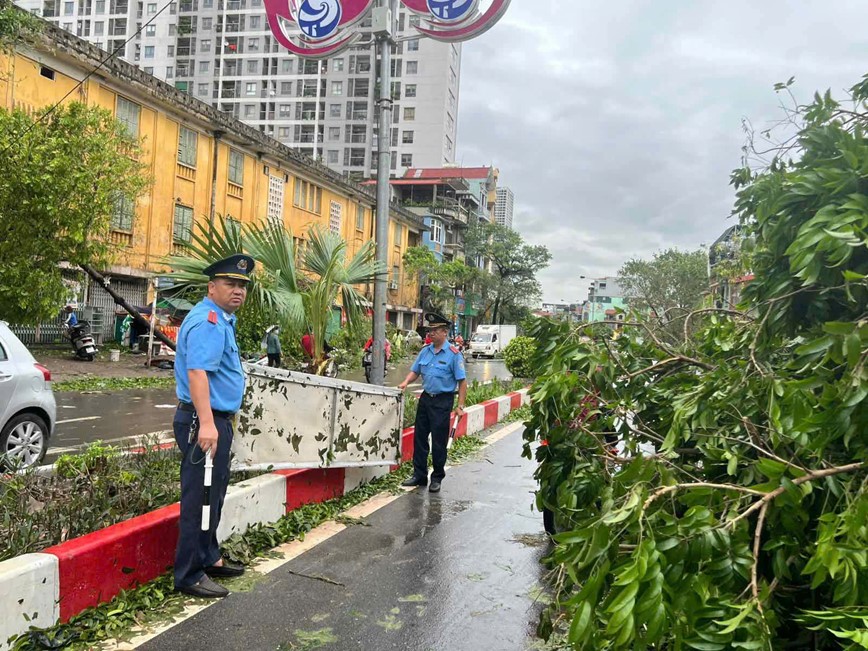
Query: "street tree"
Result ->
[[0, 102, 148, 324], [617, 247, 709, 338], [165, 220, 382, 371], [525, 78, 868, 648], [464, 221, 551, 323]]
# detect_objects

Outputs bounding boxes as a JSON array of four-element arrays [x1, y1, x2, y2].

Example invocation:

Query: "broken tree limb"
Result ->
[[79, 264, 177, 351]]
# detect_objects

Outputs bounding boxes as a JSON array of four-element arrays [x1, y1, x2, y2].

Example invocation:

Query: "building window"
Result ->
[[167, 44, 174, 56], [407, 38, 419, 51], [245, 82, 257, 96], [404, 107, 415, 121], [198, 60, 209, 73], [393, 222, 402, 247], [409, 14, 420, 27], [178, 126, 197, 167], [293, 179, 322, 214], [329, 103, 341, 118], [198, 82, 208, 95], [115, 96, 141, 137], [432, 219, 442, 244], [63, 1, 73, 13], [111, 194, 135, 232], [95, 0, 104, 12], [173, 204, 194, 244], [228, 149, 244, 185], [267, 174, 284, 225], [279, 126, 290, 138], [280, 81, 292, 95], [355, 204, 365, 231], [200, 38, 211, 51], [402, 130, 414, 144], [202, 17, 211, 29], [145, 24, 155, 36], [331, 81, 342, 96], [329, 200, 342, 234], [166, 65, 174, 78], [278, 104, 291, 117], [328, 126, 340, 141], [401, 153, 412, 168], [332, 58, 344, 72], [144, 45, 154, 58], [405, 84, 416, 98], [247, 59, 258, 73], [94, 20, 104, 34], [281, 59, 293, 73], [406, 61, 418, 74], [144, 66, 154, 74], [249, 14, 260, 28], [248, 37, 259, 51], [146, 2, 156, 12], [327, 150, 339, 165]]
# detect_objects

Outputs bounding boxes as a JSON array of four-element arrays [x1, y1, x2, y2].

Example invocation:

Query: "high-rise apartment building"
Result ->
[[20, 0, 461, 179], [495, 186, 514, 229]]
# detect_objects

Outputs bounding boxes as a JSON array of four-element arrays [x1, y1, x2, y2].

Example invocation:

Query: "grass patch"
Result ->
[[53, 376, 175, 392], [10, 434, 487, 650]]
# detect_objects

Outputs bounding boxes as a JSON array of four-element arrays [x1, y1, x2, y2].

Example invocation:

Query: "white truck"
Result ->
[[468, 324, 517, 359]]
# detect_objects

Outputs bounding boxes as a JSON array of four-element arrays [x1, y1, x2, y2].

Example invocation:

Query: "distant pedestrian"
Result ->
[[172, 254, 254, 599], [266, 325, 281, 367], [397, 312, 467, 493]]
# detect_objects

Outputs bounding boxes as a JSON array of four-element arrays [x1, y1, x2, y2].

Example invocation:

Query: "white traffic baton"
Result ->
[[446, 413, 462, 450], [201, 453, 213, 531]]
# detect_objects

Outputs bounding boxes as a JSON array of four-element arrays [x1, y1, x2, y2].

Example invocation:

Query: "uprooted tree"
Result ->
[[525, 76, 868, 648]]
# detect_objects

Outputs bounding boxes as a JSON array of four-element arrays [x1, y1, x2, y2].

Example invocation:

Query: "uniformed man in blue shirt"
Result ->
[[397, 312, 467, 493], [172, 254, 254, 598]]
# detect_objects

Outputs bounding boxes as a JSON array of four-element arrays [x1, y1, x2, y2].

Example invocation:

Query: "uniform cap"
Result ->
[[423, 312, 451, 330], [203, 254, 255, 282]]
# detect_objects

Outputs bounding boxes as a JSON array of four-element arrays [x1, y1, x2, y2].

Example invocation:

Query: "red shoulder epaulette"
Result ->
[[450, 345, 460, 354], [207, 310, 218, 324]]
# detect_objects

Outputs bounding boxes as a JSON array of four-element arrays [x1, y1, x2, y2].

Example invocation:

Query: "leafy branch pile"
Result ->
[[525, 78, 868, 649]]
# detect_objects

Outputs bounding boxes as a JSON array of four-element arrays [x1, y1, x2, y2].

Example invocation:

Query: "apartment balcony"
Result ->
[[430, 198, 470, 225]]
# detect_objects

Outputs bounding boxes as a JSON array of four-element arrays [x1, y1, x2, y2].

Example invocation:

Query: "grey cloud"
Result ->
[[456, 0, 868, 302]]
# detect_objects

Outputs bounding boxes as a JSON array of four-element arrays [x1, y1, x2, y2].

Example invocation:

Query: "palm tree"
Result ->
[[162, 218, 383, 374]]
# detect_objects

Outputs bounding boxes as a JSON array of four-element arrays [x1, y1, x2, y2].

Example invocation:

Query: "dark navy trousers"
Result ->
[[173, 408, 234, 589], [412, 392, 454, 482]]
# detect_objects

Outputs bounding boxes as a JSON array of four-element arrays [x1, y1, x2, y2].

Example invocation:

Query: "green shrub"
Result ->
[[503, 336, 538, 378]]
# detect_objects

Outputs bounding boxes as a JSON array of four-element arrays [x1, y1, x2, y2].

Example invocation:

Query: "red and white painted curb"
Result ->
[[0, 389, 529, 649]]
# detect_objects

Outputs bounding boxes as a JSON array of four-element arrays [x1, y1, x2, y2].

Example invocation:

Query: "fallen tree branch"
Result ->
[[683, 308, 755, 341], [728, 462, 867, 528], [751, 502, 770, 614], [286, 570, 345, 586], [625, 355, 713, 381], [644, 482, 766, 510]]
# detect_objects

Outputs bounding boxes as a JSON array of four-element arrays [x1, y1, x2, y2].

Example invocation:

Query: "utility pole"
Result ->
[[370, 0, 396, 386]]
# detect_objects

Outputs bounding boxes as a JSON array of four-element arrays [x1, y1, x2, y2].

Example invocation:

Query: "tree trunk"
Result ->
[[79, 264, 177, 351]]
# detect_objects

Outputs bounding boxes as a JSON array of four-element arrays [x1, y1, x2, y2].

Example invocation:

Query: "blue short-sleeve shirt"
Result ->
[[411, 343, 467, 395], [175, 297, 245, 413]]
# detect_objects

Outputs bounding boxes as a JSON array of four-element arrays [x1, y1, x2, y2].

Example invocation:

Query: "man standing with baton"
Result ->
[[172, 254, 254, 598], [397, 313, 467, 493]]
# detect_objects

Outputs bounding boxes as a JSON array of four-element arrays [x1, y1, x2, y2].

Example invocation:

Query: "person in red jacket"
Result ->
[[364, 337, 392, 361]]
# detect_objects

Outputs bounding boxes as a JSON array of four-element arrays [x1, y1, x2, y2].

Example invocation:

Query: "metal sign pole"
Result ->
[[371, 0, 396, 386]]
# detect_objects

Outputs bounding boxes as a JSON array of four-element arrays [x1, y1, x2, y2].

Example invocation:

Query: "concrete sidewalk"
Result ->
[[137, 425, 548, 651]]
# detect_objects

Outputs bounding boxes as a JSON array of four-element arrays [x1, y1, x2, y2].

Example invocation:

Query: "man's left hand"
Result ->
[[454, 406, 465, 418]]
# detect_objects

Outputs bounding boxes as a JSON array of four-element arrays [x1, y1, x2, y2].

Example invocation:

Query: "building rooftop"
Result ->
[[403, 167, 493, 181]]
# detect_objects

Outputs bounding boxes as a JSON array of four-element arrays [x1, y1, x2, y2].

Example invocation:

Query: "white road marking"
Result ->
[[97, 422, 524, 649], [55, 416, 102, 425]]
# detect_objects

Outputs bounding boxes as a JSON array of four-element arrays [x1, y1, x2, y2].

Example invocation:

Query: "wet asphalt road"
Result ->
[[139, 425, 548, 651], [48, 359, 513, 461]]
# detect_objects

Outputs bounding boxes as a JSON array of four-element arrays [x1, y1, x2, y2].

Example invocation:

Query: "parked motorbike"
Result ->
[[63, 321, 98, 361], [362, 350, 389, 383]]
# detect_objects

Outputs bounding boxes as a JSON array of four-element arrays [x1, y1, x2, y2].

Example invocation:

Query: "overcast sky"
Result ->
[[455, 0, 867, 304]]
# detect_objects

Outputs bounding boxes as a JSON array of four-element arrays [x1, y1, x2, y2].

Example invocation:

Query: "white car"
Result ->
[[0, 322, 56, 468]]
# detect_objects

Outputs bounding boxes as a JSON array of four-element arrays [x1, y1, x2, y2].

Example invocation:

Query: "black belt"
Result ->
[[177, 402, 236, 420], [422, 391, 455, 399]]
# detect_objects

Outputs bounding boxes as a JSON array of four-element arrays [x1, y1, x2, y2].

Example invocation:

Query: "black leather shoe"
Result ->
[[429, 480, 441, 493], [176, 575, 229, 599], [205, 559, 245, 578], [401, 476, 427, 487]]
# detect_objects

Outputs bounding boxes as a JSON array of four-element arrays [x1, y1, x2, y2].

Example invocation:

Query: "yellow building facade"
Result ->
[[0, 25, 424, 333]]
